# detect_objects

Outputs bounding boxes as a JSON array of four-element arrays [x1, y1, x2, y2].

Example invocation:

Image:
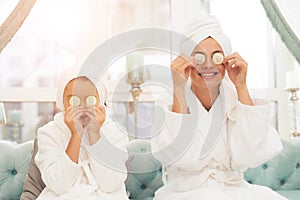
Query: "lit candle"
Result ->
[[126, 52, 145, 83], [286, 70, 300, 89]]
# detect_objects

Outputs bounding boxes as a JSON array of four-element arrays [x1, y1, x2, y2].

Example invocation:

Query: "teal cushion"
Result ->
[[125, 139, 163, 200], [244, 139, 300, 191], [0, 140, 34, 200], [277, 190, 300, 200]]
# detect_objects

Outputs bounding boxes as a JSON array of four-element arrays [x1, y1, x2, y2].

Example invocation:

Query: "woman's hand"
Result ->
[[84, 105, 106, 145], [171, 55, 192, 114], [64, 106, 85, 139], [171, 54, 193, 90], [223, 52, 253, 106], [223, 52, 248, 88]]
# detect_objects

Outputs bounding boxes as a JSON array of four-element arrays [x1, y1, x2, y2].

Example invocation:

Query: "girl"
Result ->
[[35, 68, 129, 199]]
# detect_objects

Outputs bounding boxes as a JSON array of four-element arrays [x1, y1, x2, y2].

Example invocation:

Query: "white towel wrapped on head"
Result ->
[[180, 14, 232, 56], [56, 66, 107, 110]]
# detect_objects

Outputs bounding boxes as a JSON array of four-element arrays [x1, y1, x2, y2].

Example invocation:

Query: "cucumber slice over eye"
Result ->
[[86, 96, 97, 106], [212, 52, 224, 65], [69, 96, 81, 106], [194, 52, 206, 64]]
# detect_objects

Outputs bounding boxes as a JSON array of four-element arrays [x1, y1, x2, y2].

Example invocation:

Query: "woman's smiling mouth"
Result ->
[[198, 72, 219, 78]]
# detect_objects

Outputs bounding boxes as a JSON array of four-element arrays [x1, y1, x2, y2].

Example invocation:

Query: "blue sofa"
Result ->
[[0, 138, 299, 200], [0, 140, 34, 200], [0, 139, 163, 200], [125, 138, 300, 200], [244, 139, 300, 200], [125, 139, 163, 199]]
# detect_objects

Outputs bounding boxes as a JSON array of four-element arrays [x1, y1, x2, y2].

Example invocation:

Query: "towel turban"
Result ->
[[56, 66, 107, 110], [180, 14, 232, 56]]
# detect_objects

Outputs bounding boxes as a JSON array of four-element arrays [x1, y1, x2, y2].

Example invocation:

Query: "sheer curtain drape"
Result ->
[[0, 0, 36, 53], [261, 0, 300, 64]]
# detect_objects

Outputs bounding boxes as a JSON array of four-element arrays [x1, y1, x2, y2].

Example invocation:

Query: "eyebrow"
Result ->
[[194, 50, 224, 54], [212, 50, 224, 54]]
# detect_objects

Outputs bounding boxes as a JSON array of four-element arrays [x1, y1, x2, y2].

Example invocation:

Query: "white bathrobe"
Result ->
[[151, 80, 286, 200], [35, 113, 129, 200]]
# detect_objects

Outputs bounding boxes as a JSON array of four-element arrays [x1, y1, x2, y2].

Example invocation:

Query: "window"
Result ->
[[0, 0, 296, 141], [209, 0, 298, 138]]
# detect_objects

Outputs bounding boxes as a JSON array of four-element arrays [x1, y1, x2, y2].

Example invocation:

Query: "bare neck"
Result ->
[[191, 84, 220, 111]]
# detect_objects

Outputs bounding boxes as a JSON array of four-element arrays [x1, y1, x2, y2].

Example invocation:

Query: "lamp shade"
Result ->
[[286, 70, 300, 89]]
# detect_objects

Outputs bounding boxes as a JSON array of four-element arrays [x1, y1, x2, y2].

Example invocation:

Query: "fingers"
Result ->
[[84, 106, 106, 138], [171, 54, 193, 77], [225, 58, 238, 72], [85, 105, 106, 124], [223, 52, 241, 63], [64, 106, 106, 136], [64, 106, 86, 137], [223, 52, 248, 71], [65, 107, 84, 121], [85, 105, 105, 116]]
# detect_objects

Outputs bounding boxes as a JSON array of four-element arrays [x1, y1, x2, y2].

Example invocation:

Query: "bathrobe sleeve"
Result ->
[[85, 121, 129, 193], [230, 99, 283, 169], [35, 124, 82, 195]]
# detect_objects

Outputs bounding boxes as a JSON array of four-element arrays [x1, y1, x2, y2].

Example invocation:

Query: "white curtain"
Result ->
[[261, 0, 300, 64], [275, 0, 300, 40]]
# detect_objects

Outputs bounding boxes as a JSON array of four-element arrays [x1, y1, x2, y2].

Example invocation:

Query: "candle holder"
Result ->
[[3, 109, 23, 142], [126, 52, 147, 139], [286, 88, 300, 138], [127, 83, 142, 139], [5, 122, 23, 143]]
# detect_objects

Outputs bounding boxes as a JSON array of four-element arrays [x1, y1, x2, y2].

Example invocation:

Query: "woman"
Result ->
[[151, 14, 286, 199], [35, 68, 129, 199]]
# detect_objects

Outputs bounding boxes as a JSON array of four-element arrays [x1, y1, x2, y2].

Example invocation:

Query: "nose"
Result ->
[[81, 99, 88, 107], [203, 65, 214, 69], [203, 58, 215, 69]]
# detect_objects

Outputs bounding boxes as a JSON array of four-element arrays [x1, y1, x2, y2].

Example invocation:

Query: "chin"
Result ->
[[206, 79, 222, 87], [200, 75, 223, 87]]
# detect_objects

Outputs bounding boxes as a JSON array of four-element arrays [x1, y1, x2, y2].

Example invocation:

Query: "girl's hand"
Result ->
[[64, 106, 85, 138], [223, 52, 248, 88], [84, 105, 106, 144]]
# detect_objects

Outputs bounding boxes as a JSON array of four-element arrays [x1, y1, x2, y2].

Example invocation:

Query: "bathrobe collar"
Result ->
[[186, 78, 237, 119]]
